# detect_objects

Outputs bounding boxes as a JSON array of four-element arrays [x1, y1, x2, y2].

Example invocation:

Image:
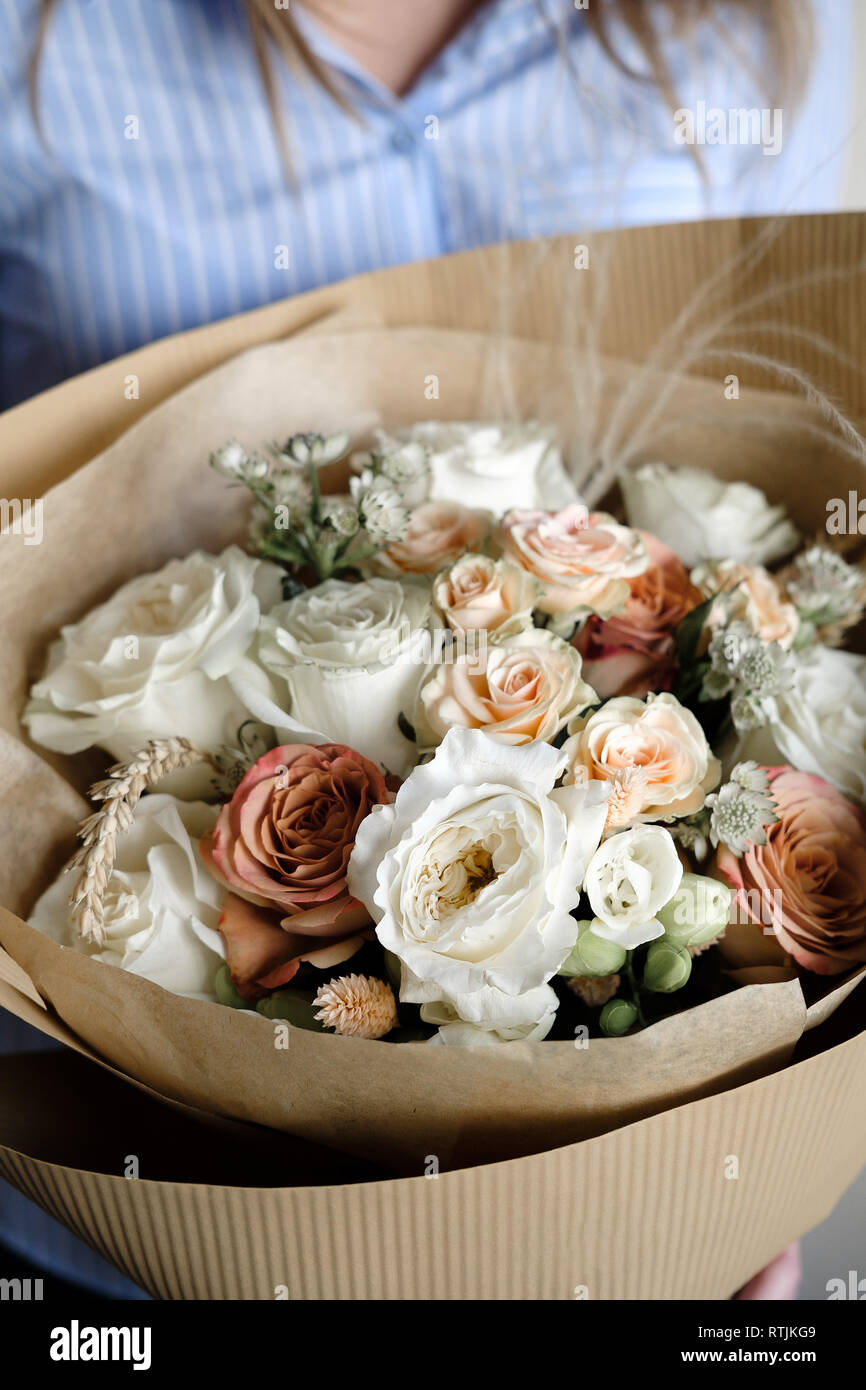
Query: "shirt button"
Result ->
[[389, 127, 415, 155]]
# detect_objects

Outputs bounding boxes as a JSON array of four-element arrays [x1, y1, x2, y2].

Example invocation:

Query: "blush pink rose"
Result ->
[[718, 765, 866, 976], [496, 506, 647, 617], [574, 532, 703, 698], [201, 743, 388, 999], [376, 500, 490, 576]]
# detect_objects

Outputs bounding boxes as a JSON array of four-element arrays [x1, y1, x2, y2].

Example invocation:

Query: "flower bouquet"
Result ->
[[14, 401, 866, 1080], [1, 240, 866, 1296]]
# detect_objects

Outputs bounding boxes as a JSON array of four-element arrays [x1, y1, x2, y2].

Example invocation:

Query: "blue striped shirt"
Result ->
[[0, 0, 856, 1296], [0, 0, 855, 410]]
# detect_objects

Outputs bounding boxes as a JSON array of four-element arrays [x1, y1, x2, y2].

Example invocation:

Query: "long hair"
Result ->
[[29, 0, 812, 174]]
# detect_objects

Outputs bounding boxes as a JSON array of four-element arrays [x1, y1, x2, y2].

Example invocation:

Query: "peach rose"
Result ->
[[419, 628, 596, 746], [375, 500, 490, 576], [201, 743, 388, 999], [563, 692, 721, 827], [432, 553, 539, 636], [496, 505, 647, 617], [574, 532, 703, 699], [718, 765, 866, 976], [693, 559, 799, 649]]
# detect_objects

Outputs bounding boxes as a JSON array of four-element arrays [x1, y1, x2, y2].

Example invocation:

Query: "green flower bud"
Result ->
[[643, 940, 692, 994], [559, 920, 627, 979], [657, 872, 732, 947], [214, 963, 251, 1010], [256, 989, 324, 1030], [599, 997, 638, 1036]]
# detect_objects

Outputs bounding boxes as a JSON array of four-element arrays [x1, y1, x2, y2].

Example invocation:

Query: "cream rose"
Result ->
[[432, 554, 539, 637], [374, 420, 581, 512], [347, 727, 609, 1042], [419, 628, 597, 747], [735, 646, 866, 801], [29, 795, 225, 1000], [564, 693, 721, 826], [231, 577, 436, 777], [24, 547, 282, 798], [497, 506, 648, 617], [584, 824, 684, 949], [620, 462, 799, 568], [374, 500, 490, 576], [692, 559, 799, 649]]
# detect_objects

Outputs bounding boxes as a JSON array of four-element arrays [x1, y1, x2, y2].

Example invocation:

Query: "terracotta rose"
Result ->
[[718, 766, 866, 976], [574, 532, 703, 699], [201, 744, 388, 999]]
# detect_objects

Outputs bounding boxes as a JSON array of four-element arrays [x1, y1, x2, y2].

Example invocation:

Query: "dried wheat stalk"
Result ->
[[67, 737, 216, 946]]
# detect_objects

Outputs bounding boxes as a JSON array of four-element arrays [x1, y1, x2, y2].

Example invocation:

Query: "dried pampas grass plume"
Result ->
[[313, 974, 398, 1039]]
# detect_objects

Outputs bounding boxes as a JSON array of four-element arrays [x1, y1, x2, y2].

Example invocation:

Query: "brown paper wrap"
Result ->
[[0, 214, 865, 1296]]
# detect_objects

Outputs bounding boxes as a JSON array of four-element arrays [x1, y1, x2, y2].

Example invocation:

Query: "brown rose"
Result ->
[[718, 765, 866, 976], [201, 743, 388, 998]]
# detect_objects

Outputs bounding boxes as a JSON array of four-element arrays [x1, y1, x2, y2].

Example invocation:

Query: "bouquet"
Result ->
[[21, 418, 866, 1054]]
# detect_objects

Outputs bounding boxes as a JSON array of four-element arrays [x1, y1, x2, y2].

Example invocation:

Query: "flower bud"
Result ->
[[643, 939, 692, 993], [599, 997, 638, 1036], [657, 872, 732, 947], [559, 919, 627, 978]]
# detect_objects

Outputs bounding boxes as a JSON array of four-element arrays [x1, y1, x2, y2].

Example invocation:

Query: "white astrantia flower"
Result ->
[[230, 577, 438, 777], [620, 462, 799, 568], [29, 795, 225, 1001], [23, 547, 282, 797], [347, 726, 610, 1042], [371, 420, 581, 513], [734, 645, 866, 802], [584, 824, 683, 949]]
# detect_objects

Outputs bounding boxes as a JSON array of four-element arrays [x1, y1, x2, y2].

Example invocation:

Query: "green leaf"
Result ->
[[673, 595, 715, 670], [214, 964, 253, 1011]]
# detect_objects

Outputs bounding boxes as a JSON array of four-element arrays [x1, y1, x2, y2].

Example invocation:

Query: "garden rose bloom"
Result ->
[[620, 462, 799, 567], [564, 693, 721, 826], [375, 500, 489, 576], [347, 727, 609, 1042], [692, 558, 799, 649], [496, 506, 647, 617], [201, 743, 388, 999], [574, 532, 703, 698], [419, 628, 596, 747], [432, 554, 538, 637], [718, 766, 866, 976]]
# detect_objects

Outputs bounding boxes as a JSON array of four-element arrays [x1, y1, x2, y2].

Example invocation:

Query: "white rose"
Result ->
[[24, 547, 282, 796], [584, 824, 683, 949], [347, 726, 609, 1042], [232, 577, 437, 777], [376, 420, 581, 513], [620, 463, 799, 568], [29, 795, 225, 1000], [735, 646, 866, 801]]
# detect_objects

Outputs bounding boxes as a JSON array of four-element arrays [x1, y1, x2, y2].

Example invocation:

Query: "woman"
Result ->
[[0, 0, 853, 1297], [0, 0, 853, 409]]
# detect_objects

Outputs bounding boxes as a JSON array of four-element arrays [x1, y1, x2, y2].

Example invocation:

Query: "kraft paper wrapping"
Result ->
[[0, 214, 864, 1297], [0, 327, 857, 1175]]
